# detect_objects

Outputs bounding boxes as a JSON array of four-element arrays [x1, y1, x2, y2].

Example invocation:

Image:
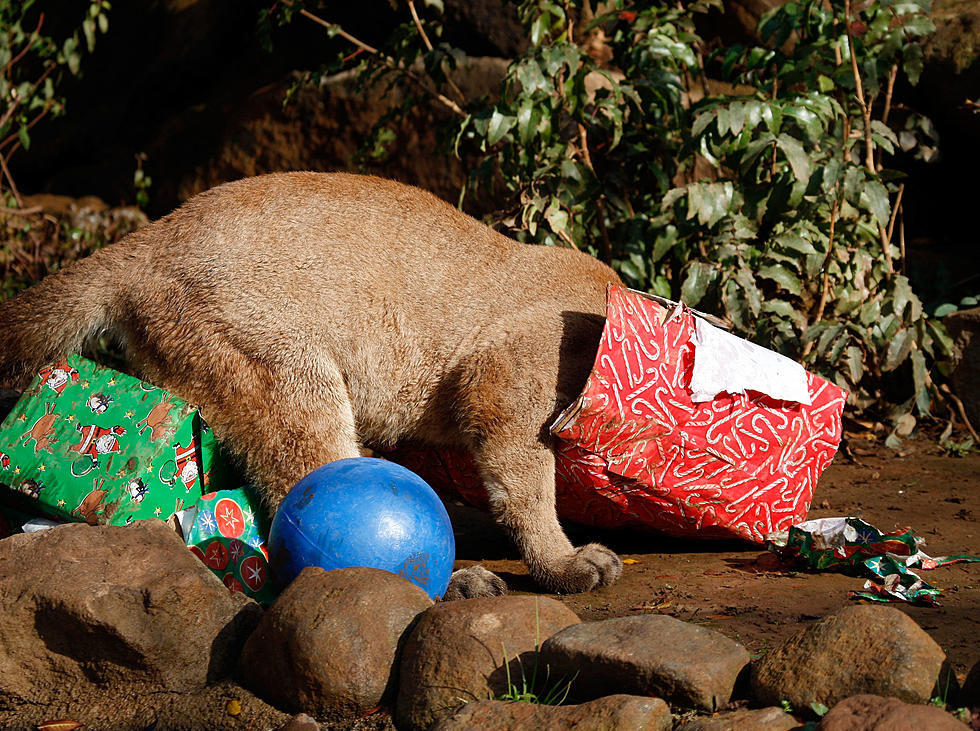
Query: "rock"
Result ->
[[395, 595, 581, 731], [675, 706, 799, 730], [0, 678, 293, 731], [431, 694, 672, 730], [275, 713, 322, 731], [959, 658, 980, 709], [818, 694, 969, 730], [538, 614, 750, 712], [750, 605, 956, 710], [238, 566, 433, 720], [175, 56, 509, 220], [0, 521, 259, 710], [945, 306, 980, 429]]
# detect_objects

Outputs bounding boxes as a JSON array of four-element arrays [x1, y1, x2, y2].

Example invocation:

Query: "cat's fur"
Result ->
[[0, 172, 623, 594]]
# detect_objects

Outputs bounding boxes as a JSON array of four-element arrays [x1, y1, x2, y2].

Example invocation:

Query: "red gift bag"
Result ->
[[390, 285, 846, 544]]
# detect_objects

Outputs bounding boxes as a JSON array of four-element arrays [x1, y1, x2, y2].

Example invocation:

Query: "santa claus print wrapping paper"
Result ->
[[392, 285, 847, 544], [0, 354, 235, 527]]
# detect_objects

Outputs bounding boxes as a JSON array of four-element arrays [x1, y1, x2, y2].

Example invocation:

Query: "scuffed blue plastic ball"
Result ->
[[268, 457, 455, 599]]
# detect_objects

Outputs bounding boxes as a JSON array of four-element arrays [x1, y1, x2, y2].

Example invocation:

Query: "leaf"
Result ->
[[845, 345, 864, 384], [681, 262, 717, 306], [885, 433, 903, 450], [860, 181, 891, 227], [516, 99, 541, 146], [486, 110, 515, 146], [776, 135, 811, 183], [734, 267, 762, 316], [758, 264, 802, 295], [516, 59, 548, 94], [891, 275, 913, 319], [883, 328, 912, 371], [36, 722, 84, 731], [692, 110, 715, 137], [774, 230, 816, 255], [544, 199, 569, 235]]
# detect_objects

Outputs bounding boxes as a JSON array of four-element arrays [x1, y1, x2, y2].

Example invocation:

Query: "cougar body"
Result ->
[[0, 172, 623, 594]]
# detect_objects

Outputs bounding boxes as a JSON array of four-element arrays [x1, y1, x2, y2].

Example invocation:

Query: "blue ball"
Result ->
[[268, 457, 455, 599]]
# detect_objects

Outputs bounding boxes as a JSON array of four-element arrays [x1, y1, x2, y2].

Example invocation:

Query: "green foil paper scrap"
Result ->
[[766, 516, 980, 606]]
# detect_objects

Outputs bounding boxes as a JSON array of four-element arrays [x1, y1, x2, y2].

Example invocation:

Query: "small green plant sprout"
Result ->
[[493, 598, 576, 705], [494, 642, 577, 705], [780, 699, 794, 714], [940, 436, 975, 458]]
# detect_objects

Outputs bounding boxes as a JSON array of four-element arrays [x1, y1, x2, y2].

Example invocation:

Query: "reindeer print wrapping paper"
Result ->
[[0, 354, 235, 527], [391, 285, 847, 544]]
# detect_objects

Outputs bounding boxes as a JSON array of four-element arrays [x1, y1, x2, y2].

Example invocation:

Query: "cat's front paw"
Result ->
[[442, 565, 508, 601], [540, 543, 623, 594]]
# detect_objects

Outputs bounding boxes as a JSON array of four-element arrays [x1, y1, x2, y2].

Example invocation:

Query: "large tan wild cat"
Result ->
[[0, 172, 623, 597]]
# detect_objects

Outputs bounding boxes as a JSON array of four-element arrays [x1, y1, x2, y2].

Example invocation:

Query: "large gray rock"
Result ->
[[818, 694, 969, 730], [539, 614, 750, 712], [431, 695, 672, 730], [238, 566, 432, 720], [675, 706, 799, 730], [750, 605, 956, 709], [395, 595, 581, 731], [0, 521, 259, 710]]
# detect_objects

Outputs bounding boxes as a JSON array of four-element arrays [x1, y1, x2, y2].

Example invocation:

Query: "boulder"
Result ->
[[431, 695, 672, 730], [958, 657, 980, 709], [818, 694, 969, 730], [539, 614, 750, 712], [675, 706, 799, 730], [945, 306, 980, 429], [750, 605, 956, 709], [0, 521, 259, 709], [395, 595, 581, 730], [237, 566, 433, 720]]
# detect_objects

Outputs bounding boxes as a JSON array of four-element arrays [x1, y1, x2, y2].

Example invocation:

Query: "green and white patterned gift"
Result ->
[[0, 354, 235, 525]]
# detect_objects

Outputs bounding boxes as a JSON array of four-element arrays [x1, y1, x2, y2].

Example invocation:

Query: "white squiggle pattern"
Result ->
[[549, 285, 847, 544]]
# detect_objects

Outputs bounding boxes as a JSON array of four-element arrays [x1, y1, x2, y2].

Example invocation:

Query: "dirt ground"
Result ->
[[449, 432, 980, 682]]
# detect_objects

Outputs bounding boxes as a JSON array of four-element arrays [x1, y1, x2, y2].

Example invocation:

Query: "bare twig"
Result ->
[[407, 0, 434, 51], [0, 153, 23, 207], [1, 13, 45, 78], [844, 0, 893, 274], [406, 0, 466, 105], [0, 62, 57, 137], [299, 8, 466, 118], [940, 383, 980, 443], [0, 96, 55, 153], [0, 205, 41, 216], [886, 182, 904, 246], [578, 123, 613, 263], [803, 197, 841, 359], [881, 63, 899, 129]]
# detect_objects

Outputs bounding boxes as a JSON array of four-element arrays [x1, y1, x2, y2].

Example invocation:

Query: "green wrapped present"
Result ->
[[181, 486, 276, 604], [0, 354, 236, 526]]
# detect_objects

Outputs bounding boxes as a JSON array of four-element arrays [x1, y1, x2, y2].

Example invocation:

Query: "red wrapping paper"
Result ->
[[390, 285, 846, 544]]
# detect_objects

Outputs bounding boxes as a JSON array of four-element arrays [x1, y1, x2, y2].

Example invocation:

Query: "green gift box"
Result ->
[[181, 486, 277, 605], [0, 354, 236, 525]]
